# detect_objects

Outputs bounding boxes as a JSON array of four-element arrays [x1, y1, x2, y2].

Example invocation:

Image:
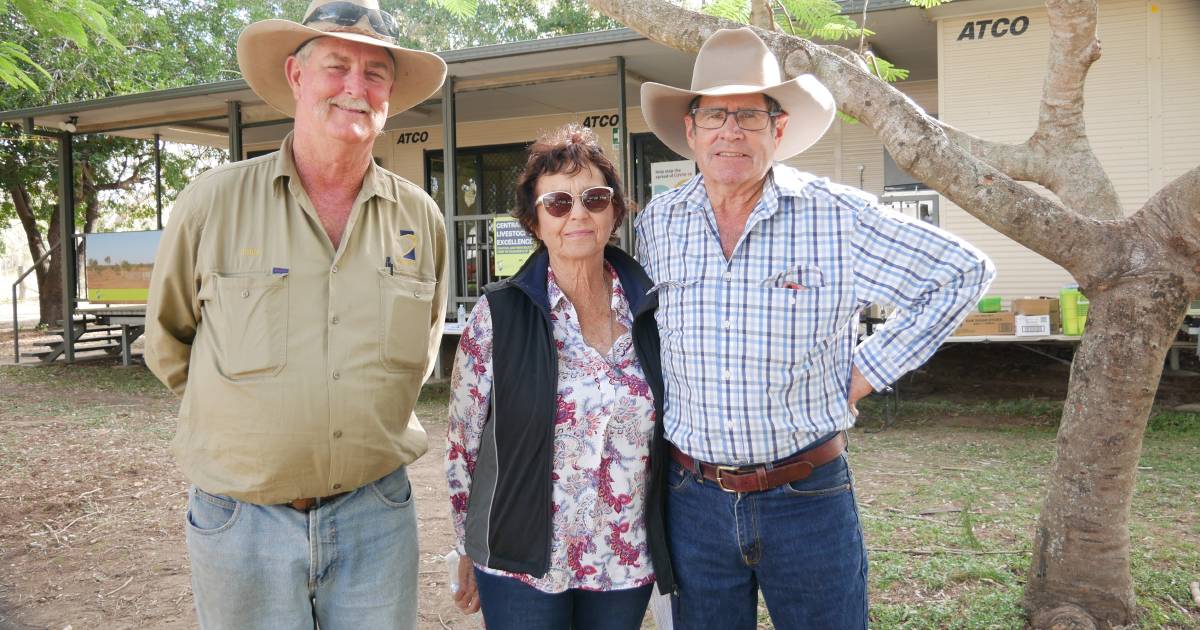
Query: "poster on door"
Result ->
[[493, 216, 537, 277], [650, 160, 697, 198]]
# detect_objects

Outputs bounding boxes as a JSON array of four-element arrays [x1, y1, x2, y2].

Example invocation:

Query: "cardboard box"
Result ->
[[1015, 314, 1052, 337], [954, 311, 1015, 336], [1013, 297, 1061, 333]]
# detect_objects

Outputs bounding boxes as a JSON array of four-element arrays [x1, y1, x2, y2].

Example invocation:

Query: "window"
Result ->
[[425, 143, 529, 302]]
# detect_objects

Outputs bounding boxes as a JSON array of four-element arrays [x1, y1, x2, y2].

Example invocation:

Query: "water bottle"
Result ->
[[444, 549, 461, 594], [456, 304, 467, 325]]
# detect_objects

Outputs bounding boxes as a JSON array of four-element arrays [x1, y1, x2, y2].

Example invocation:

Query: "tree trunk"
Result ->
[[37, 252, 64, 329], [37, 189, 64, 328], [1025, 277, 1190, 628]]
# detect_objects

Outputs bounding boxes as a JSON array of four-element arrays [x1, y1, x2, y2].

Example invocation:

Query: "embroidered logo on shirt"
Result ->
[[398, 230, 418, 263]]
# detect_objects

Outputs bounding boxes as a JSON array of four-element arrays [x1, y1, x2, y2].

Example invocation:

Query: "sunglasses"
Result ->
[[535, 186, 614, 217], [303, 2, 400, 41]]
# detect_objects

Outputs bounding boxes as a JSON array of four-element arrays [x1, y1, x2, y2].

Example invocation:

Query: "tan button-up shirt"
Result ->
[[145, 133, 447, 504]]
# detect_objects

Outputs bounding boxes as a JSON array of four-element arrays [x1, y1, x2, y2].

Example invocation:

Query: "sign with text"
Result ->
[[650, 160, 697, 198], [396, 131, 429, 144], [956, 16, 1029, 41], [492, 216, 536, 277]]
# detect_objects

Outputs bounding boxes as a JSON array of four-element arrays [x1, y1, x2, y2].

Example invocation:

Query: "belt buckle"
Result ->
[[714, 465, 742, 493]]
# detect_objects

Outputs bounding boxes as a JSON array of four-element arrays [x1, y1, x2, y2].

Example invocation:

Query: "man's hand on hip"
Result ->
[[848, 365, 875, 418]]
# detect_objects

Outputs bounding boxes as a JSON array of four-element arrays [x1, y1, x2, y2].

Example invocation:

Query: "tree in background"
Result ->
[[1, 0, 612, 326], [584, 0, 1199, 627]]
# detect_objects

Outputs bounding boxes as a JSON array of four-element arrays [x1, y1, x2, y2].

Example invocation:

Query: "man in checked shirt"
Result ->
[[636, 29, 995, 629]]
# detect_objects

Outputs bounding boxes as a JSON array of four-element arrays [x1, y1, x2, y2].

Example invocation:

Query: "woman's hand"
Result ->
[[452, 553, 481, 614]]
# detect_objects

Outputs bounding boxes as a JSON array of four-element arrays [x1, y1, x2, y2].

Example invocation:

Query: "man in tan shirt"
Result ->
[[144, 1, 447, 627]]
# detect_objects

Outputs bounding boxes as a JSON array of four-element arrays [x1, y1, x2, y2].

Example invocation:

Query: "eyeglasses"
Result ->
[[690, 107, 780, 131], [303, 2, 399, 41], [535, 186, 614, 217]]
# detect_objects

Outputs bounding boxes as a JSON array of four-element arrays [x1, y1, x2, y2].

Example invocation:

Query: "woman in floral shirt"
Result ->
[[446, 124, 672, 629]]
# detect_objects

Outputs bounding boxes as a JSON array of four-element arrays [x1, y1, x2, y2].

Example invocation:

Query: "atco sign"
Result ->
[[395, 131, 429, 144], [582, 114, 620, 128], [956, 16, 1030, 41]]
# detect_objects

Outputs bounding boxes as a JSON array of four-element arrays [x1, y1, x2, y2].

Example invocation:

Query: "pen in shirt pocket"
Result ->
[[385, 256, 394, 275]]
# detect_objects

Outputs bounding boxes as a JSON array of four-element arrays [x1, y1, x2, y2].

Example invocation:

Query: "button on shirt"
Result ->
[[145, 133, 447, 504], [635, 165, 994, 465]]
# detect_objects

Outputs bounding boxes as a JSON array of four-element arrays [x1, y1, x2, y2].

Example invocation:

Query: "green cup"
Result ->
[[1059, 287, 1083, 335]]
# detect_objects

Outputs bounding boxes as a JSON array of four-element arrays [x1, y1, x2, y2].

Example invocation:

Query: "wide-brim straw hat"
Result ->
[[640, 28, 836, 160], [237, 0, 447, 118]]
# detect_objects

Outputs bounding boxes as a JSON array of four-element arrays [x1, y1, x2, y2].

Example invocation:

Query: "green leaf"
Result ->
[[907, 0, 950, 8], [703, 0, 750, 24], [807, 21, 873, 41], [774, 0, 866, 40], [864, 53, 909, 82], [427, 0, 479, 20], [0, 55, 42, 91]]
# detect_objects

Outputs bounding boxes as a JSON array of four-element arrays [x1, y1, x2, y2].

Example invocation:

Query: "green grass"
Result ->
[[859, 395, 1200, 437], [854, 405, 1200, 629]]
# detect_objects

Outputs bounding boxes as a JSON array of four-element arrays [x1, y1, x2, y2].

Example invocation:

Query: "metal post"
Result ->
[[154, 133, 163, 229], [58, 132, 76, 362], [615, 56, 632, 251], [227, 101, 243, 162], [441, 77, 458, 312]]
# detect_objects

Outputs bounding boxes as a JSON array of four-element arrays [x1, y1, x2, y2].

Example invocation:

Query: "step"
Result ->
[[45, 325, 123, 335], [26, 335, 124, 351], [23, 341, 122, 361]]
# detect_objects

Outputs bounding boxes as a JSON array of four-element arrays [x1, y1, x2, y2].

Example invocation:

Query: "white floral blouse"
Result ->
[[445, 263, 656, 593]]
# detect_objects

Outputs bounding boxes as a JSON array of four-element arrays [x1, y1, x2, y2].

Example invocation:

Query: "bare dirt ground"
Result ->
[[0, 355, 477, 630], [0, 337, 1197, 629]]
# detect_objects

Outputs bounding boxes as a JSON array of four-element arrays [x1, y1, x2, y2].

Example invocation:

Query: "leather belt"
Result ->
[[286, 492, 349, 511], [669, 432, 847, 493]]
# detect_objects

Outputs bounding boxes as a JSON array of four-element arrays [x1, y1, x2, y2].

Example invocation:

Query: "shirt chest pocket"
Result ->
[[198, 272, 289, 380], [753, 265, 844, 371], [378, 271, 436, 373]]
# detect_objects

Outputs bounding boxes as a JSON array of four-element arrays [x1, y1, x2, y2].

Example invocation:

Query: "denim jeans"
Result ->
[[474, 568, 653, 630], [185, 466, 419, 630], [667, 449, 867, 630]]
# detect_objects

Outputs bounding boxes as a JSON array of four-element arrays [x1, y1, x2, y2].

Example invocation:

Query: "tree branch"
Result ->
[[587, 0, 722, 54], [936, 122, 1041, 181], [1027, 0, 1122, 217], [1130, 165, 1200, 297], [749, 0, 775, 31], [6, 181, 48, 270]]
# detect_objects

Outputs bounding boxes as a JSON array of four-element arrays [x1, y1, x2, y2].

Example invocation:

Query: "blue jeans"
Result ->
[[474, 568, 653, 630], [667, 449, 867, 630], [185, 466, 419, 630]]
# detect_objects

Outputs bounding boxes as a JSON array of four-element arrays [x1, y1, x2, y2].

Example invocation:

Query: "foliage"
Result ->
[[697, 0, 951, 82], [394, 0, 619, 50], [0, 0, 119, 91]]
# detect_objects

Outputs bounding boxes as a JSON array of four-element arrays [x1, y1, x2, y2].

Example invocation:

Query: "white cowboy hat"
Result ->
[[237, 0, 447, 118], [640, 27, 836, 160]]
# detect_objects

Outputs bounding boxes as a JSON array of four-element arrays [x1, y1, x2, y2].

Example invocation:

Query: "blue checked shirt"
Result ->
[[635, 165, 994, 465]]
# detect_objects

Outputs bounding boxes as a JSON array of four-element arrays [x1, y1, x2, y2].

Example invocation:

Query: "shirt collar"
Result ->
[[271, 132, 397, 203], [685, 164, 811, 218]]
